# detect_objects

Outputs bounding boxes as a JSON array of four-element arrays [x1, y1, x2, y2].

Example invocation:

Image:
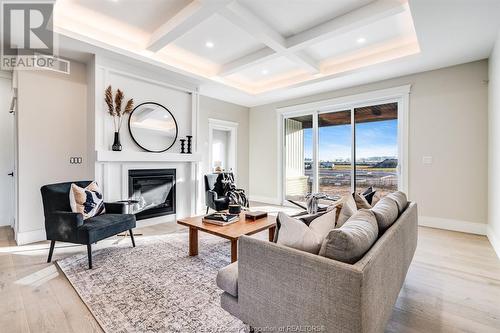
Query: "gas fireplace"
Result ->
[[128, 169, 176, 220]]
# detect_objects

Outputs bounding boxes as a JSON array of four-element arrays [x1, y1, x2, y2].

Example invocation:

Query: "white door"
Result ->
[[0, 76, 15, 227]]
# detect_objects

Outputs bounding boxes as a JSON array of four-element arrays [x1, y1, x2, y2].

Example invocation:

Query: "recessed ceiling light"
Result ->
[[357, 37, 366, 44], [205, 41, 214, 48], [261, 69, 269, 75]]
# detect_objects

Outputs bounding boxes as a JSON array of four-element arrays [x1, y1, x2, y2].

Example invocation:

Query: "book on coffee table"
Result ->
[[203, 213, 239, 226]]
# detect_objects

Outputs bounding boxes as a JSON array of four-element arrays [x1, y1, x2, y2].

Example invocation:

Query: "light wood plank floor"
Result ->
[[1, 213, 499, 332]]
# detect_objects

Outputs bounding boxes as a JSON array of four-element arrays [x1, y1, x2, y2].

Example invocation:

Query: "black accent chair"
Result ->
[[204, 174, 230, 214], [40, 181, 137, 269]]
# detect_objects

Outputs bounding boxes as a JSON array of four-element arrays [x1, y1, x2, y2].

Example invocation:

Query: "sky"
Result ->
[[303, 119, 398, 160]]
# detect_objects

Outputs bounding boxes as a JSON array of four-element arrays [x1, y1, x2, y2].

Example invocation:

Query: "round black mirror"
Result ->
[[128, 102, 178, 153]]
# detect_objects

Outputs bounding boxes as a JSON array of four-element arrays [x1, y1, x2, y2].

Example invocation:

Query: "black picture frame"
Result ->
[[128, 102, 179, 153]]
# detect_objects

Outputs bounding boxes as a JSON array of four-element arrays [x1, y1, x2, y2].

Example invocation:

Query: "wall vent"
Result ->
[[34, 54, 71, 74]]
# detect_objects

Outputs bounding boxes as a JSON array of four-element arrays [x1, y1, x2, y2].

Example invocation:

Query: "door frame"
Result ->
[[0, 70, 17, 229], [208, 118, 238, 179], [277, 85, 410, 204]]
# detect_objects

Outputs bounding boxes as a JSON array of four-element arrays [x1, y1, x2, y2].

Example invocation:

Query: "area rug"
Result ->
[[57, 233, 248, 333]]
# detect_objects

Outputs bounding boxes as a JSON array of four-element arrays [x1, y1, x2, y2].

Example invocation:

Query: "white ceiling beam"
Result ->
[[219, 2, 320, 74], [147, 0, 232, 52], [218, 0, 406, 77], [219, 2, 286, 51], [219, 47, 277, 76], [286, 0, 407, 51]]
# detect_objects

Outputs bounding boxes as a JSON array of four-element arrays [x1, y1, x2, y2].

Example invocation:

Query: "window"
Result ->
[[318, 110, 352, 198], [281, 86, 409, 203], [284, 115, 313, 201], [354, 103, 398, 196]]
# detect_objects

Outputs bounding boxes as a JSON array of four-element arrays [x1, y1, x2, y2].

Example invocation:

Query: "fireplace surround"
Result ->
[[128, 169, 176, 220]]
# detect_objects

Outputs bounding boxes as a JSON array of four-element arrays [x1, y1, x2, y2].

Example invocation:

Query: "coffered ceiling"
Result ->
[[53, 0, 500, 106], [54, 0, 419, 91]]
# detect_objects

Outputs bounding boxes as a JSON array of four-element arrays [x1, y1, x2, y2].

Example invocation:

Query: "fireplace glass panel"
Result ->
[[128, 169, 176, 220]]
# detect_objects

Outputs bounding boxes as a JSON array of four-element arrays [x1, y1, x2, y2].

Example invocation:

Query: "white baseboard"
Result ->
[[16, 229, 46, 245], [249, 195, 281, 206], [487, 226, 500, 259], [418, 216, 487, 235]]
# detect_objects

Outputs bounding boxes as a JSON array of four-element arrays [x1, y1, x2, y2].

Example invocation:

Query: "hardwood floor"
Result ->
[[1, 214, 499, 332]]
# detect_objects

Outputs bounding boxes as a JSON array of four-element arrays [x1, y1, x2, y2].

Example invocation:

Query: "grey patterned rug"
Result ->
[[57, 232, 248, 333]]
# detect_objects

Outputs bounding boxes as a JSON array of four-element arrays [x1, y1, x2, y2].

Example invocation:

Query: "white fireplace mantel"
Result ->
[[96, 150, 202, 163]]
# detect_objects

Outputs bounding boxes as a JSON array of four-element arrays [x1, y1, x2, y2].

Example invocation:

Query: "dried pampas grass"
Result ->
[[105, 85, 134, 132]]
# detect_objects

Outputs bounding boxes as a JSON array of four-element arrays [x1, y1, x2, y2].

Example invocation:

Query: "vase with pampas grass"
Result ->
[[105, 85, 134, 151]]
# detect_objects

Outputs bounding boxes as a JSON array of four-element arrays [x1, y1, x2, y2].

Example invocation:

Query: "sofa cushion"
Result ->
[[387, 191, 408, 214], [276, 208, 337, 254], [336, 195, 358, 228], [319, 209, 379, 264], [216, 262, 238, 297], [371, 196, 399, 233]]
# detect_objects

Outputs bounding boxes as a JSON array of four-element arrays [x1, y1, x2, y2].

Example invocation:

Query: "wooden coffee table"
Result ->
[[177, 212, 276, 262]]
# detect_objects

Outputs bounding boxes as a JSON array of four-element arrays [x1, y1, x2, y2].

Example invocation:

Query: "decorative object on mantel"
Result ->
[[186, 135, 193, 154], [105, 85, 134, 152], [180, 139, 186, 153], [128, 102, 178, 153]]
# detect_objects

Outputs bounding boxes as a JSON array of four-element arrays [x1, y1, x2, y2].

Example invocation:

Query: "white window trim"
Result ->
[[208, 118, 238, 180], [277, 84, 410, 204]]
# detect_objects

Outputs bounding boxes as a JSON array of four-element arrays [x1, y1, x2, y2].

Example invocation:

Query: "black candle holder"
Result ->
[[180, 139, 186, 154], [186, 135, 193, 154]]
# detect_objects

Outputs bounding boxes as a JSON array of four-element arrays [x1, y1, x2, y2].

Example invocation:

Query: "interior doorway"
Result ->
[[0, 73, 16, 227], [208, 118, 238, 176]]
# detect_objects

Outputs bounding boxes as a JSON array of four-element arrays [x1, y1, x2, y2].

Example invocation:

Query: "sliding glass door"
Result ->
[[283, 100, 401, 202], [354, 102, 398, 196], [318, 110, 352, 198]]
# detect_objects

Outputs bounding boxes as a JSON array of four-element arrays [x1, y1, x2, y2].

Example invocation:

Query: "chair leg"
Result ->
[[87, 244, 92, 269], [129, 229, 136, 247], [206, 206, 209, 214], [47, 240, 55, 263]]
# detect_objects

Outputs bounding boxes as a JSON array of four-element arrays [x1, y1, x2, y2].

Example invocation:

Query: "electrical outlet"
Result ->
[[422, 156, 433, 165], [69, 157, 83, 164]]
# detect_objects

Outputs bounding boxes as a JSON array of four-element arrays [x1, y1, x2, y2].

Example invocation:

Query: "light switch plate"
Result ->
[[422, 156, 433, 165]]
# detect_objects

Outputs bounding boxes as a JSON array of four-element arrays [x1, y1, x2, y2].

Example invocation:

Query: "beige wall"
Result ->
[[16, 62, 91, 243], [488, 33, 500, 256], [250, 60, 488, 228], [199, 95, 250, 191]]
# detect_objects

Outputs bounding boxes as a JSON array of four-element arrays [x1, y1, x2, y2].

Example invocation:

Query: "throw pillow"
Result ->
[[362, 186, 374, 196], [363, 190, 377, 205], [319, 209, 379, 264], [273, 210, 327, 242], [276, 208, 337, 254], [69, 182, 106, 220], [371, 191, 382, 206], [370, 196, 399, 233], [336, 194, 357, 228], [353, 192, 372, 209], [386, 191, 408, 214]]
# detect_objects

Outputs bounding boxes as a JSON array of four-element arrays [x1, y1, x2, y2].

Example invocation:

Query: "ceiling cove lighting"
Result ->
[[205, 41, 214, 48], [357, 37, 367, 44]]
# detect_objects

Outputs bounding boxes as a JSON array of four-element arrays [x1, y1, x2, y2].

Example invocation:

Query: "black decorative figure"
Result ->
[[180, 139, 186, 153], [186, 135, 193, 154]]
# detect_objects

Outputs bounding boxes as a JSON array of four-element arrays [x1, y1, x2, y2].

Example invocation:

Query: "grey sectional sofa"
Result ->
[[217, 202, 418, 333]]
